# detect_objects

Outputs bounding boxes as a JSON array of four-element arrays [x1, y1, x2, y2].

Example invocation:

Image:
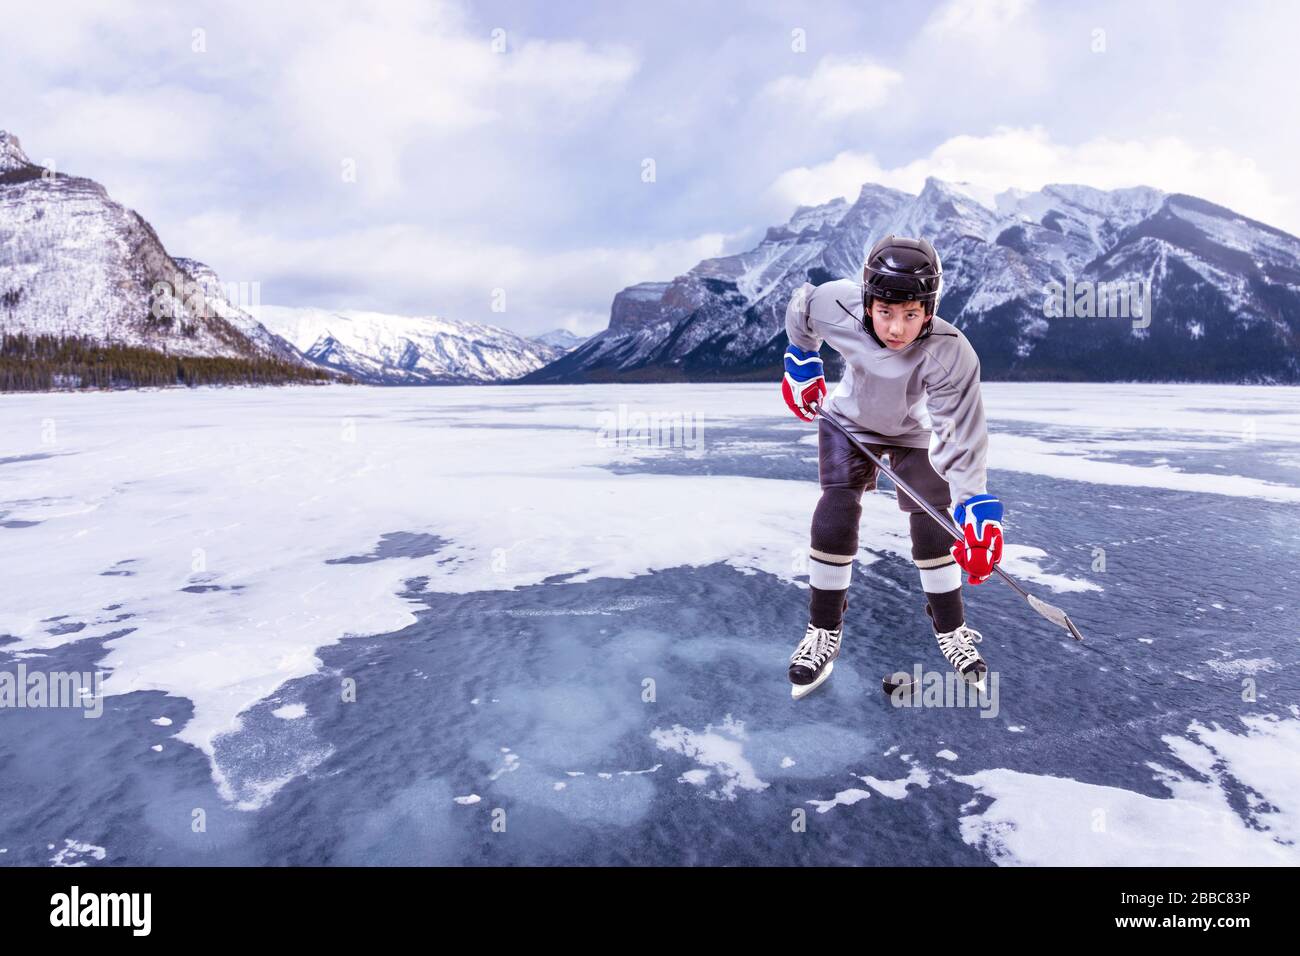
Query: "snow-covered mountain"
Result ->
[[530, 328, 588, 351], [255, 306, 564, 384], [0, 130, 312, 367], [524, 177, 1300, 383], [0, 129, 553, 387]]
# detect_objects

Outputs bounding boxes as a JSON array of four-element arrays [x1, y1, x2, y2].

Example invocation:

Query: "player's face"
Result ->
[[870, 299, 928, 349]]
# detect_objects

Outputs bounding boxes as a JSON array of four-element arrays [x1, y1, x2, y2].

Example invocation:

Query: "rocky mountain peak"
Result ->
[[524, 176, 1300, 385], [0, 130, 36, 173]]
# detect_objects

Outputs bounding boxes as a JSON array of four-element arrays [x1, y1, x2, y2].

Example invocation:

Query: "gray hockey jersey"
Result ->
[[785, 278, 989, 505]]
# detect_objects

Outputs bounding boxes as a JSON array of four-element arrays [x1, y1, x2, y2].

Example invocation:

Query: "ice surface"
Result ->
[[957, 715, 1300, 865], [5, 383, 1103, 807], [1, 381, 1298, 864]]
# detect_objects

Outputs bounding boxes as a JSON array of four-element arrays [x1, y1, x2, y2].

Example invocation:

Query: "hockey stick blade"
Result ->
[[1026, 592, 1085, 641]]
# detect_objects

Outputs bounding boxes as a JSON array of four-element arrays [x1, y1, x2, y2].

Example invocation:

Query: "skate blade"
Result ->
[[791, 660, 834, 700]]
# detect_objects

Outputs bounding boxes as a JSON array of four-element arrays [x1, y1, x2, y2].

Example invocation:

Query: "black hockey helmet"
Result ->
[[862, 235, 943, 316]]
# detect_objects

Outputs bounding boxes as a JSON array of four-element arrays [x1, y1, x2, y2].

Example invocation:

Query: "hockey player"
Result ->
[[781, 235, 1003, 698]]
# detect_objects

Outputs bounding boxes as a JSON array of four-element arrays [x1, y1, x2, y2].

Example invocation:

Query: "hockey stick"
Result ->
[[809, 401, 1085, 642]]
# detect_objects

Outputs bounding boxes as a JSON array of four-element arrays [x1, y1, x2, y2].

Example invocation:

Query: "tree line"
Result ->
[[0, 333, 344, 391]]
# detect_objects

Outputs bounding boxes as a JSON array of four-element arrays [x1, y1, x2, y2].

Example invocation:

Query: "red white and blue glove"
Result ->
[[782, 344, 826, 421], [951, 494, 1004, 585]]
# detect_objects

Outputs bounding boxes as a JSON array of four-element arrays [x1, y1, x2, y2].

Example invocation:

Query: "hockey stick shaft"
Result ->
[[809, 401, 1084, 641]]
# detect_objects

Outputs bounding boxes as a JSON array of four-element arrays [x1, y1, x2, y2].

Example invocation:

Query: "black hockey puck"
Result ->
[[882, 671, 916, 697]]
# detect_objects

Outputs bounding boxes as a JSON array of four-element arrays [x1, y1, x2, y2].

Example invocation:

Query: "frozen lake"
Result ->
[[1, 382, 1298, 865]]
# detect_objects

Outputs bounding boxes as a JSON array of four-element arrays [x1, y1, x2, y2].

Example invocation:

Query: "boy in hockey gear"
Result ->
[[782, 235, 1003, 697]]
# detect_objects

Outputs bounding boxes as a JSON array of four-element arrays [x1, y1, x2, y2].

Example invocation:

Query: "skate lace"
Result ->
[[937, 625, 983, 668], [791, 626, 838, 668]]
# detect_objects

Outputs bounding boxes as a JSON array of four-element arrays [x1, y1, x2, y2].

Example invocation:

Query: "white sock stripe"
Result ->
[[810, 560, 853, 590], [913, 554, 956, 569], [918, 562, 962, 593]]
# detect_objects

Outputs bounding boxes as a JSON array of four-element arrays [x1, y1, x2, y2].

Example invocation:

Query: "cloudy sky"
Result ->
[[3, 0, 1296, 335]]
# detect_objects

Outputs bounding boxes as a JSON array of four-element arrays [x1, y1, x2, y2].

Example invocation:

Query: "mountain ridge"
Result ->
[[0, 130, 567, 388], [523, 177, 1300, 384], [254, 305, 565, 385], [0, 129, 319, 369]]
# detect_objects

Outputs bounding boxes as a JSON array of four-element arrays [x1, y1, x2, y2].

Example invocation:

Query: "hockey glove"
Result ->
[[951, 494, 1004, 585], [782, 344, 826, 422]]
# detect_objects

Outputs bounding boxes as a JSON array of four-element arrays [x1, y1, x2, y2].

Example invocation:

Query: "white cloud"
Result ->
[[5, 0, 1298, 332], [767, 151, 896, 208], [761, 56, 903, 121], [180, 211, 731, 333], [767, 126, 1298, 235], [277, 12, 638, 198], [922, 0, 1036, 41], [36, 88, 226, 165], [0, 0, 147, 72], [501, 39, 641, 113], [910, 0, 1048, 102], [5, 1, 638, 202]]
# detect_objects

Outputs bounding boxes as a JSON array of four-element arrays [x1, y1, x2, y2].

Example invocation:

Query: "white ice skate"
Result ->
[[789, 623, 842, 700], [935, 622, 987, 691]]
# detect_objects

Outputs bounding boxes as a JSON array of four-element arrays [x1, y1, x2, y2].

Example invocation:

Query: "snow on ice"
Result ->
[[1, 381, 1299, 864]]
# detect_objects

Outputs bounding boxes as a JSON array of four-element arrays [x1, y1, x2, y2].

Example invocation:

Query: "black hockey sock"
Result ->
[[808, 488, 860, 630], [810, 588, 848, 630], [925, 591, 964, 634], [909, 512, 965, 633]]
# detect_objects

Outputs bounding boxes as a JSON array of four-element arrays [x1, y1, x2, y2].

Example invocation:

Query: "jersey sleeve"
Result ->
[[784, 282, 822, 353], [924, 337, 989, 507]]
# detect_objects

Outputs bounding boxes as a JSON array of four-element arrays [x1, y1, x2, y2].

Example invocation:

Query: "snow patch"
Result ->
[[651, 714, 767, 800], [958, 715, 1300, 865], [51, 839, 107, 867], [807, 788, 872, 813], [860, 764, 933, 800]]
